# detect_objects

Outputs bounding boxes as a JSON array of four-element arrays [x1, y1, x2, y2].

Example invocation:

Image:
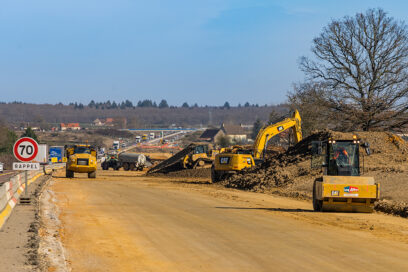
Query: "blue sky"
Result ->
[[1, 0, 407, 106]]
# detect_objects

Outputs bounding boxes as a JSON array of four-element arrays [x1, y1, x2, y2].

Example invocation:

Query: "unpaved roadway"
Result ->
[[41, 170, 408, 271]]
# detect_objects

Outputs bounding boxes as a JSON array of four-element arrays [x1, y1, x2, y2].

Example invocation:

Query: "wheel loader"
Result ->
[[311, 136, 380, 212], [212, 110, 302, 182], [147, 143, 221, 174]]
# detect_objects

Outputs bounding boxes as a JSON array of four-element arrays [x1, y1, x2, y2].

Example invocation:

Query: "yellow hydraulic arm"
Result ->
[[253, 110, 302, 159]]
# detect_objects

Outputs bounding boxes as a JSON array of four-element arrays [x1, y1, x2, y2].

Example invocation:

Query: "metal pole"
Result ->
[[25, 170, 28, 196]]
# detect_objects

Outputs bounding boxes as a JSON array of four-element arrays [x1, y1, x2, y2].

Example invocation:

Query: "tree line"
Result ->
[[67, 100, 265, 110]]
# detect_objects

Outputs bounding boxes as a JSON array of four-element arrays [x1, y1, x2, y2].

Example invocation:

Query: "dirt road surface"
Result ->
[[42, 170, 408, 271]]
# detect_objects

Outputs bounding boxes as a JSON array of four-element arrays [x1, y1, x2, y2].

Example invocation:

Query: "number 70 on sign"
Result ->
[[13, 137, 39, 162]]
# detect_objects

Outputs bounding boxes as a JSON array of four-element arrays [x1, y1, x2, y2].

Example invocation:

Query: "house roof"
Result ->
[[221, 124, 245, 135], [199, 129, 222, 139], [61, 123, 80, 128], [105, 118, 114, 123]]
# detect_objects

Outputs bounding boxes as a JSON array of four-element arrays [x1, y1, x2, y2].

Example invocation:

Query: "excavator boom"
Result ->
[[253, 110, 302, 159]]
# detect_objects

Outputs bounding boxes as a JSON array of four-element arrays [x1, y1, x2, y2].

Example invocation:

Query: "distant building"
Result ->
[[60, 123, 81, 131], [221, 123, 247, 142], [93, 118, 103, 126], [199, 129, 225, 143], [92, 118, 115, 127], [240, 123, 254, 131], [105, 118, 115, 127]]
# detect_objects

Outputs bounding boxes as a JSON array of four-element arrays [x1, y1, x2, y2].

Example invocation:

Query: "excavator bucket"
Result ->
[[313, 176, 380, 213]]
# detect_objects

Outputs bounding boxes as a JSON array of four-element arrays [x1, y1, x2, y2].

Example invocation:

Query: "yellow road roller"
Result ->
[[311, 136, 379, 212]]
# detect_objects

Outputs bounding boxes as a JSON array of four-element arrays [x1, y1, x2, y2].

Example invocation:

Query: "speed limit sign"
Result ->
[[13, 137, 39, 162]]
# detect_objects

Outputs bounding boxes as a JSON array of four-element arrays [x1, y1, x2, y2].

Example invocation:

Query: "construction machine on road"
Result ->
[[311, 136, 379, 212], [212, 110, 302, 182], [102, 152, 152, 171], [147, 143, 221, 174], [65, 144, 98, 178]]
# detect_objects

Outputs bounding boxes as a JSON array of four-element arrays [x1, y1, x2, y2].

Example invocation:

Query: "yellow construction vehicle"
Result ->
[[147, 143, 221, 174], [65, 144, 98, 178], [311, 136, 379, 212], [212, 110, 302, 182]]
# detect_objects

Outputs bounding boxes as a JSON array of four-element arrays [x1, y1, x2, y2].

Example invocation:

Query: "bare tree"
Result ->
[[300, 8, 408, 131], [288, 82, 333, 136]]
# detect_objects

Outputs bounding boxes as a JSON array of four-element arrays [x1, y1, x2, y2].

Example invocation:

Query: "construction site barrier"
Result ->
[[0, 164, 63, 230]]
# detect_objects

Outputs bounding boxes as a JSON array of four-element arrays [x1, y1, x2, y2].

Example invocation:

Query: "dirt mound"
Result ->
[[222, 131, 331, 191], [147, 168, 211, 179], [375, 200, 408, 218]]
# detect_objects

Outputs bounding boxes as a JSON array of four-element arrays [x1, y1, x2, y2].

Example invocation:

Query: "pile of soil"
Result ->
[[222, 131, 331, 191], [375, 200, 408, 218], [148, 168, 211, 179], [223, 130, 408, 217]]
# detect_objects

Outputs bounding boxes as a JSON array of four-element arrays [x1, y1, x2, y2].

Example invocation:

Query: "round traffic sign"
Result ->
[[13, 137, 39, 162]]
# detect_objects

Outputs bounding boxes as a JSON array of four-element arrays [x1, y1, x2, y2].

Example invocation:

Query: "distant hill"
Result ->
[[0, 103, 288, 128]]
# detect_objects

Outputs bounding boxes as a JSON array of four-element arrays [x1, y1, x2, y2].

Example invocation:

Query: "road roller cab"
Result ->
[[311, 136, 380, 212]]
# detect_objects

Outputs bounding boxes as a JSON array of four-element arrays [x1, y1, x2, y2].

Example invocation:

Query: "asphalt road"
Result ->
[[42, 170, 408, 272], [0, 170, 17, 184]]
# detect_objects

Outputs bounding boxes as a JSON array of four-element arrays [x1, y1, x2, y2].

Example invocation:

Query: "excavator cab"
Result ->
[[311, 136, 379, 213], [194, 144, 208, 155]]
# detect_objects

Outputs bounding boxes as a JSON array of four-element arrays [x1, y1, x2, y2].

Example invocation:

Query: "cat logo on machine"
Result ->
[[344, 186, 359, 193], [277, 126, 284, 131], [220, 157, 230, 164]]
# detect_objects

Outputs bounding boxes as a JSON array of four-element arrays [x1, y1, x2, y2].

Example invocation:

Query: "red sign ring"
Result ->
[[13, 137, 39, 162]]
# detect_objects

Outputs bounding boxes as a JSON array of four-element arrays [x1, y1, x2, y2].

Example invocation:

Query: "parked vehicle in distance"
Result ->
[[49, 146, 64, 163], [101, 154, 121, 170], [102, 152, 152, 171], [0, 162, 3, 173], [113, 141, 120, 150]]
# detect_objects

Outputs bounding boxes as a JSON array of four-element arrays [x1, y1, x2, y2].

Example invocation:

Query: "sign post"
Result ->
[[13, 137, 40, 201]]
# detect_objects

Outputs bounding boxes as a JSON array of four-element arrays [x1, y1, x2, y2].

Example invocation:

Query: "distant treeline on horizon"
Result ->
[[0, 100, 282, 110], [0, 101, 287, 128]]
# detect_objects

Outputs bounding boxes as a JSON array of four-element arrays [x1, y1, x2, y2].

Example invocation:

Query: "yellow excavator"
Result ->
[[311, 135, 379, 212], [211, 110, 302, 182]]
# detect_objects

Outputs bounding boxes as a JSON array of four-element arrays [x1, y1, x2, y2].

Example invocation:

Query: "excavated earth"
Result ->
[[222, 130, 408, 217], [148, 168, 211, 179]]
